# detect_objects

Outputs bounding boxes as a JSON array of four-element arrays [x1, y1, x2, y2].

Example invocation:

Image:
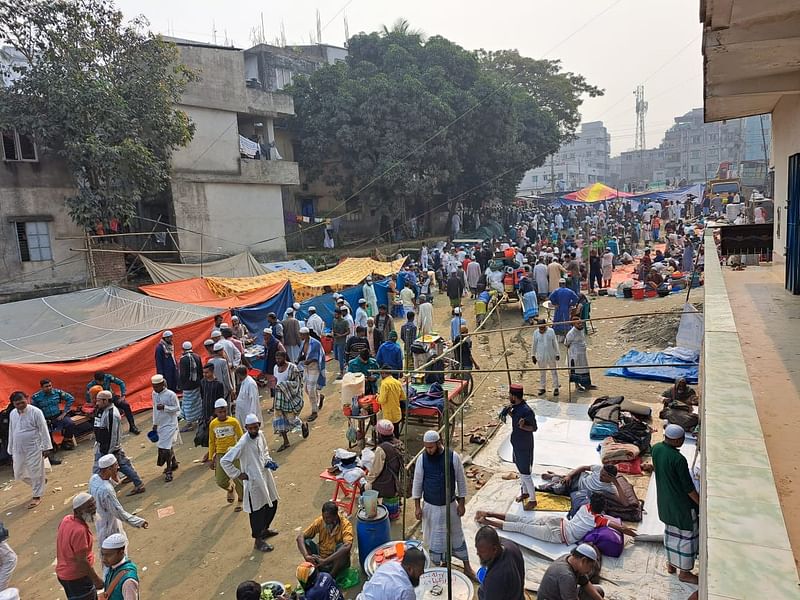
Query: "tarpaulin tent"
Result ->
[[140, 279, 292, 310], [206, 256, 406, 301], [260, 259, 316, 274], [559, 183, 632, 206], [0, 287, 224, 410], [605, 348, 699, 384], [140, 252, 268, 283], [627, 184, 705, 204]]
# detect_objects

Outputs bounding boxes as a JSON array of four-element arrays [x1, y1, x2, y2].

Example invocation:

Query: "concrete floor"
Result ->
[[724, 264, 800, 570]]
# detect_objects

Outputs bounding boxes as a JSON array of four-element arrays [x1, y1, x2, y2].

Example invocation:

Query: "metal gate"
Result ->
[[787, 153, 800, 294]]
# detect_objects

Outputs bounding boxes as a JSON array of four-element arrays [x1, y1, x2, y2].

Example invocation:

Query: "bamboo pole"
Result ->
[[442, 388, 453, 600], [69, 248, 228, 256], [499, 327, 513, 389], [373, 362, 697, 375]]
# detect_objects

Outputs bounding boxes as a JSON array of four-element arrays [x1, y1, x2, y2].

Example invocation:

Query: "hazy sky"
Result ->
[[115, 0, 703, 156]]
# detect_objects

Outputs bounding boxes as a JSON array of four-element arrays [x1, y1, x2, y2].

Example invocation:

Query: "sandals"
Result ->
[[301, 422, 309, 439], [522, 500, 538, 511], [164, 473, 173, 482], [27, 497, 42, 509], [227, 486, 235, 503], [276, 443, 290, 452], [319, 394, 325, 410], [307, 413, 318, 422], [127, 486, 146, 496], [235, 503, 243, 512], [469, 434, 486, 445], [515, 493, 529, 503]]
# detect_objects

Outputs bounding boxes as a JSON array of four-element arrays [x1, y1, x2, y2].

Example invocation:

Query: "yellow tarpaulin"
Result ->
[[205, 256, 407, 301]]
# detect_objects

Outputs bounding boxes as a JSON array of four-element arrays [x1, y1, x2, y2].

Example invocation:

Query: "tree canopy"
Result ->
[[0, 0, 195, 229], [288, 26, 601, 223]]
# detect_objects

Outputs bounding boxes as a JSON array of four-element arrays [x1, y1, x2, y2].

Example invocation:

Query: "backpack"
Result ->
[[613, 417, 652, 454], [582, 527, 624, 558], [600, 476, 643, 522]]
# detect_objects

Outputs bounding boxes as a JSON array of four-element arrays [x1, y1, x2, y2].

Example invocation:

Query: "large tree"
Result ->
[[288, 26, 602, 229], [0, 0, 195, 229]]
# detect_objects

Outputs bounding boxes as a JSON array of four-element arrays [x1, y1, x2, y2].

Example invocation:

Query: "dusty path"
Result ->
[[3, 286, 699, 598]]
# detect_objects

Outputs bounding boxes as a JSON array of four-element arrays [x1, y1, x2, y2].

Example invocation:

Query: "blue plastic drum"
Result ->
[[356, 505, 390, 572]]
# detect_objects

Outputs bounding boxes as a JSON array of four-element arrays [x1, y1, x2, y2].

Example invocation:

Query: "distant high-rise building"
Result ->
[[518, 121, 610, 194]]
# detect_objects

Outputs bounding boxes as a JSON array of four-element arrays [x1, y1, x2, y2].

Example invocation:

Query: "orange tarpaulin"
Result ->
[[140, 279, 291, 309], [0, 312, 225, 413], [562, 183, 632, 204]]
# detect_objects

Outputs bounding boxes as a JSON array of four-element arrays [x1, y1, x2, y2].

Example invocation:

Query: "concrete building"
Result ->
[[518, 121, 610, 194], [0, 46, 89, 301], [618, 147, 666, 192], [170, 39, 300, 261]]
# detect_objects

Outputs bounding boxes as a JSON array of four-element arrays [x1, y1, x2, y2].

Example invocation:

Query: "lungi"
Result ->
[[422, 501, 469, 563], [181, 388, 203, 422], [664, 517, 699, 571]]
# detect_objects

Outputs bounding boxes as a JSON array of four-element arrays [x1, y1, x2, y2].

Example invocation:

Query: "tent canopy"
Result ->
[[627, 183, 705, 204], [560, 183, 632, 205], [0, 286, 219, 364], [207, 256, 406, 302], [140, 252, 268, 283], [260, 259, 315, 274], [140, 279, 291, 310]]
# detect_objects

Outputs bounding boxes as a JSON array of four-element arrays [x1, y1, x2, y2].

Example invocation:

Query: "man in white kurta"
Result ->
[[411, 430, 475, 580], [416, 297, 434, 337], [221, 413, 280, 552], [362, 277, 379, 317], [88, 454, 147, 548], [150, 374, 181, 482], [532, 319, 560, 396], [466, 260, 481, 295], [533, 259, 549, 298], [235, 368, 262, 424], [565, 320, 595, 392], [7, 392, 52, 508]]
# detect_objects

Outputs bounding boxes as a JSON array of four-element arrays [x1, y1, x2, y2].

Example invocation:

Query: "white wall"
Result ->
[[171, 181, 286, 259], [770, 95, 800, 262], [171, 106, 240, 174]]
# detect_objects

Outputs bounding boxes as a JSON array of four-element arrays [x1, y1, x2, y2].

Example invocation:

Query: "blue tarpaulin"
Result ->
[[294, 280, 392, 329], [232, 283, 295, 344], [605, 348, 699, 384]]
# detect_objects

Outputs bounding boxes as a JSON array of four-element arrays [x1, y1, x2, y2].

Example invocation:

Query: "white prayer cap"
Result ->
[[423, 430, 440, 443], [220, 323, 230, 329], [231, 315, 240, 321], [98, 454, 117, 469], [453, 307, 461, 314], [72, 492, 93, 510], [212, 342, 224, 351], [299, 327, 310, 334], [0, 588, 20, 600], [336, 297, 344, 304], [151, 374, 165, 385], [214, 399, 227, 409], [308, 306, 317, 312], [664, 424, 686, 440], [293, 302, 301, 310], [162, 330, 173, 338], [366, 276, 373, 281], [575, 543, 598, 561], [203, 338, 214, 346], [182, 341, 193, 350], [263, 328, 273, 335], [333, 293, 340, 299], [244, 413, 260, 426], [286, 308, 294, 314], [559, 278, 566, 284], [96, 390, 112, 401], [211, 329, 222, 337], [101, 533, 128, 550], [359, 298, 366, 304]]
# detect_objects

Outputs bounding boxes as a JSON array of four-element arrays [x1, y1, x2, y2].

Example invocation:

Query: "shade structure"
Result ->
[[561, 183, 632, 205], [140, 252, 268, 283], [140, 279, 293, 310]]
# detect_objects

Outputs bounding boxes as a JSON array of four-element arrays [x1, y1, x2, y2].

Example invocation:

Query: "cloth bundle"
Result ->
[[600, 438, 640, 464]]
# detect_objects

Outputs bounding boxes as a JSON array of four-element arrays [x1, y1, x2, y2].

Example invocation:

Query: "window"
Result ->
[[531, 175, 538, 183], [690, 150, 700, 159], [690, 165, 699, 174], [692, 136, 701, 144], [275, 68, 293, 90], [2, 130, 37, 162], [15, 221, 52, 262]]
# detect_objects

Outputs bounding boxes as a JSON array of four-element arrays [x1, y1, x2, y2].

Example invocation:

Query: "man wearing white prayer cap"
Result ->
[[100, 533, 140, 600], [56, 492, 103, 597], [411, 430, 475, 579], [305, 306, 325, 340], [179, 340, 204, 432], [155, 330, 179, 391], [298, 326, 325, 428], [151, 373, 181, 482], [221, 413, 280, 552], [89, 454, 148, 550], [208, 399, 244, 509], [652, 422, 699, 585], [92, 389, 145, 494]]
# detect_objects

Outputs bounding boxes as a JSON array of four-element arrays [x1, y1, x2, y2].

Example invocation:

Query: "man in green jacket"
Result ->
[[100, 533, 139, 600]]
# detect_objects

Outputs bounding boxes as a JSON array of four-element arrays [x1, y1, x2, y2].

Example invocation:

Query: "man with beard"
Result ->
[[88, 455, 148, 548], [150, 375, 180, 482], [474, 526, 525, 600], [221, 414, 280, 552], [297, 502, 354, 577], [500, 384, 537, 510], [7, 391, 52, 508], [359, 547, 426, 600], [56, 493, 104, 600]]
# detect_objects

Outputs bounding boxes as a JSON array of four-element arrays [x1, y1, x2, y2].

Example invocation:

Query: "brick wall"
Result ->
[[91, 244, 127, 285]]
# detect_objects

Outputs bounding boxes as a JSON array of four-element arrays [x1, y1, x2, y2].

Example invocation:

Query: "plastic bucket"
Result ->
[[322, 335, 333, 355], [631, 287, 645, 300], [361, 490, 379, 518], [357, 505, 390, 572]]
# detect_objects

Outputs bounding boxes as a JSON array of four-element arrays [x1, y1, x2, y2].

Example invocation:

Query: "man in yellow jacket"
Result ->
[[208, 399, 244, 509], [377, 367, 406, 436]]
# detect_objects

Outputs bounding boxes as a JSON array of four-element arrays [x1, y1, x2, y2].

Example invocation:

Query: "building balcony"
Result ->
[[245, 88, 294, 117], [239, 157, 299, 185]]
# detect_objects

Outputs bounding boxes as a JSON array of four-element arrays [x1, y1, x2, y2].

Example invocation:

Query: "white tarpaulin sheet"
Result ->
[[0, 286, 218, 363], [140, 252, 268, 283], [497, 416, 600, 469], [676, 303, 704, 352], [260, 259, 316, 274]]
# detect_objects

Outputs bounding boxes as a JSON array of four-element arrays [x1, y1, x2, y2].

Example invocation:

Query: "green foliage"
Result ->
[[0, 0, 196, 229], [288, 25, 602, 218]]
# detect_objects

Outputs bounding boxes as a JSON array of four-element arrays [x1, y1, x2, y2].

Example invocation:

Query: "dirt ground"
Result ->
[[3, 285, 702, 599]]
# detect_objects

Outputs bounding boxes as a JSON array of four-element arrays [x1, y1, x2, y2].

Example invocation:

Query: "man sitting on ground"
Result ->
[[296, 501, 354, 577], [539, 544, 605, 600], [660, 377, 698, 406]]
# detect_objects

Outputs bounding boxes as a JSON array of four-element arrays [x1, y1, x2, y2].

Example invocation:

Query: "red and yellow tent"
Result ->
[[561, 183, 631, 205]]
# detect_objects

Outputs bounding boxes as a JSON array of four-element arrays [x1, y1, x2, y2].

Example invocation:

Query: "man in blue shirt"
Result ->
[[295, 561, 345, 600], [30, 379, 75, 455], [375, 331, 403, 371], [501, 384, 537, 511], [85, 371, 139, 434]]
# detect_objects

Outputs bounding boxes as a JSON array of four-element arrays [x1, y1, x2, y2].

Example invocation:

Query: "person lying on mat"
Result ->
[[539, 464, 623, 498], [475, 494, 637, 546]]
